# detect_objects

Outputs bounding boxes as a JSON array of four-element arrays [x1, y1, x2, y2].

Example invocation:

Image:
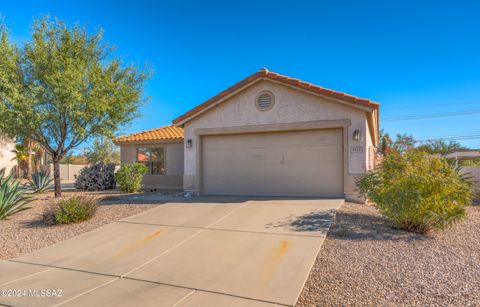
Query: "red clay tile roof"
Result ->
[[172, 68, 379, 125], [112, 125, 184, 144]]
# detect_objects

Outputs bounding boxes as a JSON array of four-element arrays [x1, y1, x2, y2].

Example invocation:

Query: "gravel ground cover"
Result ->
[[0, 191, 159, 260], [297, 202, 480, 306]]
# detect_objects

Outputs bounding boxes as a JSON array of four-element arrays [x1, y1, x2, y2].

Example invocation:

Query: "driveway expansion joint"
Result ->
[[0, 266, 54, 288], [117, 220, 328, 238], [122, 276, 292, 307], [171, 289, 196, 307], [1, 198, 343, 306], [119, 201, 251, 278], [54, 278, 119, 307], [4, 260, 289, 306], [7, 260, 122, 279]]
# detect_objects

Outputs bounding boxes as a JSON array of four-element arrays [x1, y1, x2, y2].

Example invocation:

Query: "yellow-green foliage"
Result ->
[[0, 17, 151, 196], [357, 152, 473, 233], [44, 195, 98, 225], [115, 163, 148, 193]]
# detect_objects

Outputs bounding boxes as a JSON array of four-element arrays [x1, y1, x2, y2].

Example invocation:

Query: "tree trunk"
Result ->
[[26, 155, 31, 178], [52, 158, 62, 198], [25, 139, 32, 178]]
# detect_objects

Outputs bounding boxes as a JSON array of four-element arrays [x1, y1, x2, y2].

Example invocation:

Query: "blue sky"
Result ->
[[2, 0, 480, 149]]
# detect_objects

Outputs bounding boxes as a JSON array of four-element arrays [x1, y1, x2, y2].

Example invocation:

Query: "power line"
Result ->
[[416, 136, 480, 143], [382, 101, 480, 111], [387, 133, 480, 143], [416, 132, 480, 141], [385, 133, 480, 143], [383, 109, 480, 122]]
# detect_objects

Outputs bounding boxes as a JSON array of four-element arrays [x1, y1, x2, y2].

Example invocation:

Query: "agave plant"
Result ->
[[0, 168, 33, 219], [28, 170, 54, 193]]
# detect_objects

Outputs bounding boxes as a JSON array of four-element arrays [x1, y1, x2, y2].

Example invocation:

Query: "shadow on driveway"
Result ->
[[265, 210, 335, 234], [327, 209, 430, 242]]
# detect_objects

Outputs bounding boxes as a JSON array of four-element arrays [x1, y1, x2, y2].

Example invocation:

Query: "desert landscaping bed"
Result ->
[[0, 191, 159, 260], [297, 202, 480, 306]]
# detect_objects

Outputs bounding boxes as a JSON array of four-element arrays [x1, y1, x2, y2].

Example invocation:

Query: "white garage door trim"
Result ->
[[200, 129, 344, 197]]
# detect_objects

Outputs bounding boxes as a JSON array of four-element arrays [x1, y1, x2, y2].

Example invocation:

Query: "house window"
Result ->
[[137, 147, 165, 175]]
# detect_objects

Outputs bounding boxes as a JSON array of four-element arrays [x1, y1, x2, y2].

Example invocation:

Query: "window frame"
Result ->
[[136, 146, 166, 175]]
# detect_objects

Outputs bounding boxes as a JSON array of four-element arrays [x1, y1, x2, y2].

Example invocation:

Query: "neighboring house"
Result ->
[[0, 136, 16, 174], [113, 125, 185, 190], [114, 69, 380, 202]]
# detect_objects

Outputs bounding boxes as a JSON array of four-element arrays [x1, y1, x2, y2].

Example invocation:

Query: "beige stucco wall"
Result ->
[[182, 79, 374, 201], [47, 164, 94, 181], [0, 137, 16, 175], [119, 141, 184, 190]]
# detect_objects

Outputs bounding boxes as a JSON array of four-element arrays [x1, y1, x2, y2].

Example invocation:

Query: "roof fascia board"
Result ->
[[264, 78, 376, 113], [367, 110, 379, 146], [113, 139, 183, 146], [175, 77, 375, 126], [174, 78, 263, 126]]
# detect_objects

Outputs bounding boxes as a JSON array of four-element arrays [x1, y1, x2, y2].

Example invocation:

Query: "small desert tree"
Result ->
[[83, 137, 120, 165], [378, 130, 416, 156], [415, 139, 466, 155], [0, 17, 150, 196]]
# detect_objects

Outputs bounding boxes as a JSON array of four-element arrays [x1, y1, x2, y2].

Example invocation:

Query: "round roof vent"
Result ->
[[255, 91, 275, 111]]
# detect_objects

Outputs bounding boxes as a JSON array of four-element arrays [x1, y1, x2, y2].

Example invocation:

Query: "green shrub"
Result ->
[[28, 170, 54, 193], [115, 163, 148, 193], [43, 195, 99, 225], [74, 163, 116, 191], [357, 152, 474, 233], [0, 168, 33, 219]]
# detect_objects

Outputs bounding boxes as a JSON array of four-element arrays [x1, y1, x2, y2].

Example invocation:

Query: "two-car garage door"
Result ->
[[201, 129, 344, 197]]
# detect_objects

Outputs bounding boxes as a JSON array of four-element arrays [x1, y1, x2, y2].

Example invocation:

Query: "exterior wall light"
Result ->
[[186, 139, 193, 148], [353, 130, 360, 141]]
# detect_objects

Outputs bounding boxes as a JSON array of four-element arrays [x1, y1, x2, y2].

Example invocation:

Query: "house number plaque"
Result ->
[[350, 146, 364, 153]]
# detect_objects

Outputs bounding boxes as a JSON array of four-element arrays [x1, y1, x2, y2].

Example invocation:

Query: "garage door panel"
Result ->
[[203, 145, 342, 165], [203, 178, 343, 197], [202, 162, 343, 181], [202, 130, 342, 150], [202, 129, 343, 197]]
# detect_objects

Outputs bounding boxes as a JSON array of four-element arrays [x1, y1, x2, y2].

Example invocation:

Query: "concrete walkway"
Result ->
[[0, 197, 343, 307]]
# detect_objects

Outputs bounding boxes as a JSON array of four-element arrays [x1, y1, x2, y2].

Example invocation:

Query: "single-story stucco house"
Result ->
[[113, 69, 379, 202], [0, 136, 16, 175]]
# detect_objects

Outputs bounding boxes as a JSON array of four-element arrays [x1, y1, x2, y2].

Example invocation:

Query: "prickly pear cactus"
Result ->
[[74, 163, 116, 191]]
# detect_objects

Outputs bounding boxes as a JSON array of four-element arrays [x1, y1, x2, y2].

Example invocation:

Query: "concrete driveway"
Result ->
[[0, 197, 343, 307]]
